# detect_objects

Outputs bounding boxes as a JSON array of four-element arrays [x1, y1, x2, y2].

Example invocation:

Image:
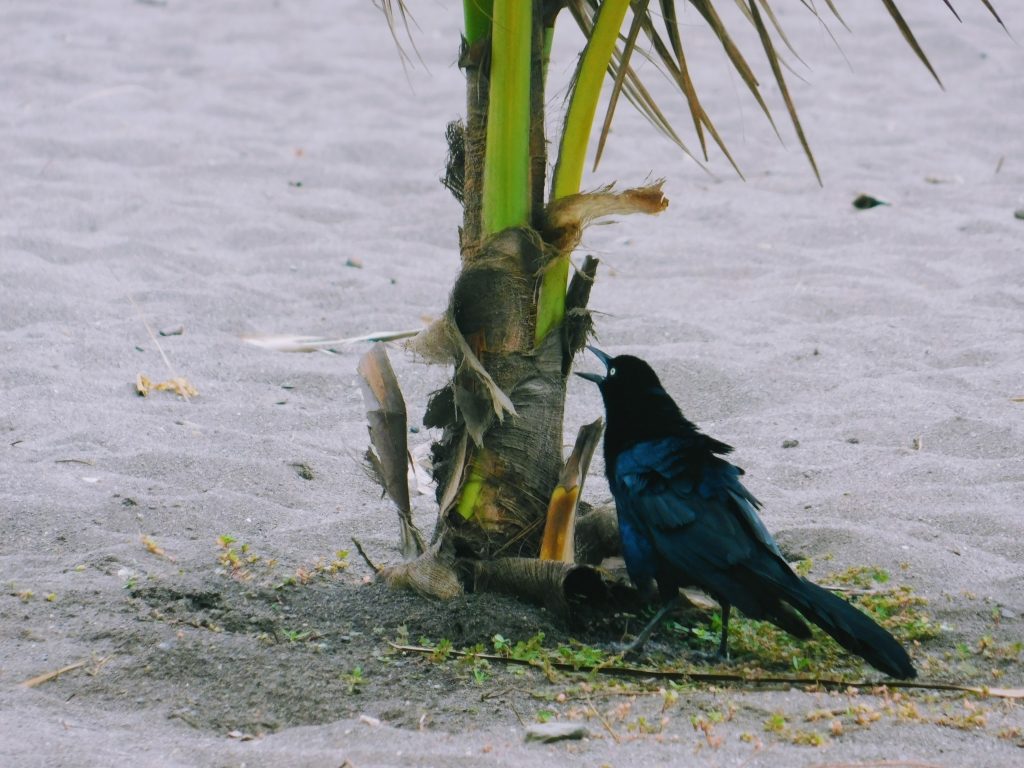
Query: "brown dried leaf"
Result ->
[[357, 344, 425, 559], [545, 182, 668, 252]]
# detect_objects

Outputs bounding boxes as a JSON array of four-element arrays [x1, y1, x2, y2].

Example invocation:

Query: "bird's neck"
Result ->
[[602, 387, 698, 464]]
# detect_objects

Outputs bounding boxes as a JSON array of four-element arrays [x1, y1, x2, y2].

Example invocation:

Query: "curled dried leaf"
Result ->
[[358, 344, 425, 560], [545, 182, 668, 252]]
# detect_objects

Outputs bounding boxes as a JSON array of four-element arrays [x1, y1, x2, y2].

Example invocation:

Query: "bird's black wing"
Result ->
[[612, 435, 785, 568]]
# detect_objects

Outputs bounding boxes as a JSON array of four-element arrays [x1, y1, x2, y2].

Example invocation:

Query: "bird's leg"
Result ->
[[620, 595, 680, 655], [717, 602, 731, 661]]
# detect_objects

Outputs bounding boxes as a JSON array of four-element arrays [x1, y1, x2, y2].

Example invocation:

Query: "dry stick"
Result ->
[[388, 644, 1024, 700], [509, 701, 526, 728], [818, 585, 894, 596], [351, 537, 381, 573], [129, 295, 190, 403], [20, 660, 89, 688], [583, 689, 621, 744]]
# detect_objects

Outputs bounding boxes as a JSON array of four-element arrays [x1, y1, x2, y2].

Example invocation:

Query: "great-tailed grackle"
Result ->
[[577, 347, 917, 679]]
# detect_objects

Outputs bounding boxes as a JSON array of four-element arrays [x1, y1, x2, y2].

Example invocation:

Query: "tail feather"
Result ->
[[785, 578, 917, 679]]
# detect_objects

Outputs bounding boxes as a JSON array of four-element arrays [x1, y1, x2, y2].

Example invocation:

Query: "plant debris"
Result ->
[[524, 721, 589, 743], [136, 374, 199, 399], [291, 462, 315, 481], [852, 194, 890, 209]]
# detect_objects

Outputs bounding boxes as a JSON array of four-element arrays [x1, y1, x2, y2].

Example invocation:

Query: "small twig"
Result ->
[[583, 689, 620, 744], [819, 585, 895, 596], [509, 701, 526, 727], [351, 537, 381, 574], [480, 686, 517, 702], [55, 458, 95, 466], [21, 660, 89, 688]]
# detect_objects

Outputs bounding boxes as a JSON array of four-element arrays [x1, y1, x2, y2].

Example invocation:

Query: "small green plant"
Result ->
[[790, 729, 828, 747], [492, 631, 546, 662], [458, 643, 491, 684], [628, 715, 661, 735], [343, 666, 365, 694], [216, 535, 260, 580], [556, 641, 609, 670], [429, 638, 453, 663], [763, 712, 788, 734]]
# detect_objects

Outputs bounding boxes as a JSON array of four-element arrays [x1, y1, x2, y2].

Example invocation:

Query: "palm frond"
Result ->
[[977, 0, 1006, 27], [375, 0, 424, 71], [593, 0, 650, 171], [562, 0, 1004, 179], [879, 0, 943, 87], [747, 0, 820, 183]]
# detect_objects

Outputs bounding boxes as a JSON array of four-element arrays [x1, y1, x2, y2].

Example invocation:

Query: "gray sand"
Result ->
[[2, 1, 1022, 766]]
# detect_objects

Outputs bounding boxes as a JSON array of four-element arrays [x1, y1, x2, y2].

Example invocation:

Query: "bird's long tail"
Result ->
[[784, 578, 917, 679]]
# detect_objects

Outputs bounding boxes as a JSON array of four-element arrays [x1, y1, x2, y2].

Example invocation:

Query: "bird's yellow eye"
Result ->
[[608, 367, 617, 376]]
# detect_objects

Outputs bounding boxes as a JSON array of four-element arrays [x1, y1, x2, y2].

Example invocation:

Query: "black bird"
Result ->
[[577, 347, 916, 679]]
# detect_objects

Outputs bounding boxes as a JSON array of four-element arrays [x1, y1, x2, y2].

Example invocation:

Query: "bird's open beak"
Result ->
[[574, 346, 611, 384]]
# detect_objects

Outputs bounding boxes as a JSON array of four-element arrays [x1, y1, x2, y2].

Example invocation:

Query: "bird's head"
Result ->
[[575, 346, 666, 403], [576, 346, 726, 460], [576, 346, 693, 455]]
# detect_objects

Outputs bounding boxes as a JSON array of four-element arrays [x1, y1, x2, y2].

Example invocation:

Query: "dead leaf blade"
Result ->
[[357, 343, 425, 559]]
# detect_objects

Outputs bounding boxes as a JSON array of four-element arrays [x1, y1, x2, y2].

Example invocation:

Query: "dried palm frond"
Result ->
[[374, 0, 424, 72]]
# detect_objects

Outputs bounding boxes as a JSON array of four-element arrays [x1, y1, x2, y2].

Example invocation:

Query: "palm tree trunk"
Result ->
[[381, 7, 622, 612]]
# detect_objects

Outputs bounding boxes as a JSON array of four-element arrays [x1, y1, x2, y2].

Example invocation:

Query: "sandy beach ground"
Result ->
[[2, 1, 1023, 766]]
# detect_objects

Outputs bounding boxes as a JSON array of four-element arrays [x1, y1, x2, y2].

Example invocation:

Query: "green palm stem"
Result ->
[[535, 0, 630, 344], [481, 0, 533, 234], [459, 0, 534, 520], [463, 0, 493, 45]]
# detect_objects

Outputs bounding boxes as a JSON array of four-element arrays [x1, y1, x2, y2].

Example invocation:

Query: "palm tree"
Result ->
[[364, 1, 1005, 610]]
